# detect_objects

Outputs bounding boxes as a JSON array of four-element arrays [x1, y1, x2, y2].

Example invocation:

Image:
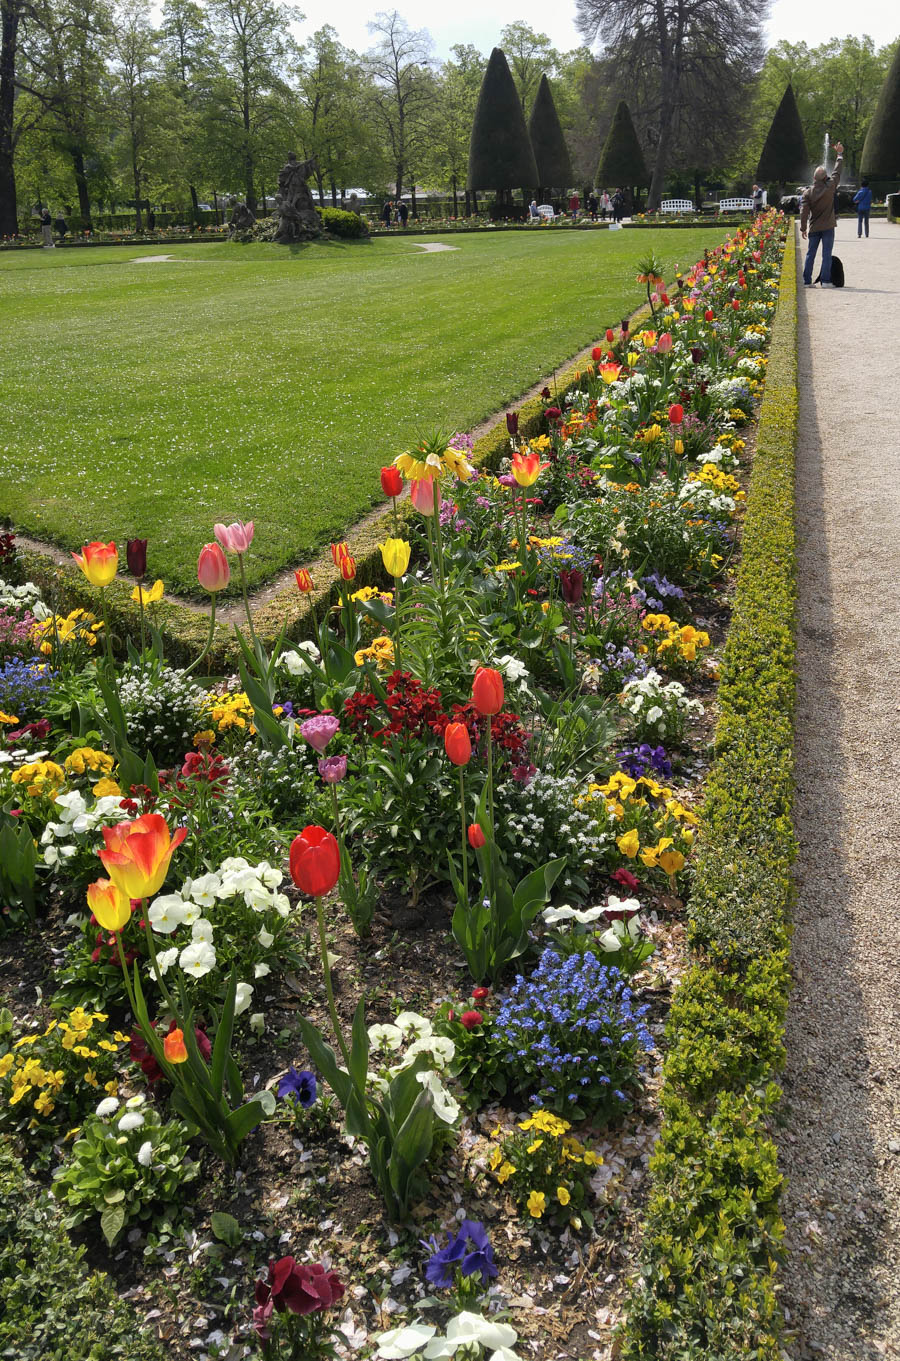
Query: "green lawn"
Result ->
[[0, 229, 726, 593]]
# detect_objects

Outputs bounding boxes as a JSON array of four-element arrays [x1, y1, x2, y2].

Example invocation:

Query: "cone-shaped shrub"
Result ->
[[756, 84, 809, 184], [597, 100, 648, 188], [861, 43, 900, 178], [468, 47, 539, 191], [528, 74, 573, 192]]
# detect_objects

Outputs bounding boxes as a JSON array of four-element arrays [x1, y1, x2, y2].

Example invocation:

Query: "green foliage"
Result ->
[[0, 1140, 167, 1360], [0, 815, 39, 925], [756, 84, 809, 184], [52, 1099, 198, 1246], [527, 74, 573, 191], [597, 101, 648, 189], [467, 47, 539, 191], [861, 42, 900, 177], [620, 229, 797, 1359], [321, 207, 368, 238]]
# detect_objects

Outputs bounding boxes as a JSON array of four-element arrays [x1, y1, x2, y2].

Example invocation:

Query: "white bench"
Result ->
[[537, 204, 555, 220], [718, 197, 756, 213], [659, 199, 695, 213]]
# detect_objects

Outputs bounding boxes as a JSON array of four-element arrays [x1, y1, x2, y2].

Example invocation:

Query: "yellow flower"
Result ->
[[45, 1069, 65, 1094], [34, 1091, 55, 1116], [83, 1069, 99, 1087], [93, 778, 122, 797], [131, 579, 164, 605], [489, 1146, 503, 1170], [8, 1083, 31, 1106], [0, 710, 19, 725], [617, 828, 640, 859], [0, 1053, 14, 1078], [659, 849, 686, 876], [379, 538, 411, 578], [526, 1190, 546, 1218], [583, 1150, 602, 1167], [556, 1186, 571, 1206], [526, 1139, 544, 1154], [64, 747, 114, 776], [497, 1161, 515, 1185], [105, 1079, 119, 1096], [13, 1033, 41, 1048], [11, 760, 66, 797], [493, 560, 522, 573]]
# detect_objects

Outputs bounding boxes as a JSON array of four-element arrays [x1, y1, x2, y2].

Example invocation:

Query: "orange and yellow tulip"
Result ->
[[511, 450, 549, 488], [86, 878, 133, 932], [164, 1028, 188, 1063], [99, 813, 187, 900], [72, 541, 118, 588]]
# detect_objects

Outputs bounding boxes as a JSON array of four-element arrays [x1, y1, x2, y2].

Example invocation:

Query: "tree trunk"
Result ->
[[132, 160, 142, 231], [245, 152, 256, 216], [451, 174, 457, 217], [71, 147, 92, 228], [0, 0, 19, 236], [471, 188, 477, 214], [394, 162, 403, 202], [189, 182, 199, 221], [410, 183, 417, 217], [464, 187, 470, 216], [315, 169, 324, 204], [693, 171, 701, 211], [330, 178, 337, 207]]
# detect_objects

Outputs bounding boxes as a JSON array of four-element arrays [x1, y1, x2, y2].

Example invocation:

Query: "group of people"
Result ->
[[39, 206, 69, 248], [380, 200, 409, 228], [528, 188, 627, 222], [799, 139, 875, 287]]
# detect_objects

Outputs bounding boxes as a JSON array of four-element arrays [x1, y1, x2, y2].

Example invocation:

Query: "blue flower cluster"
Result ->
[[536, 539, 594, 576], [593, 643, 647, 685], [0, 657, 56, 719], [638, 573, 684, 612], [422, 1219, 498, 1288], [492, 949, 654, 1120], [616, 743, 673, 781]]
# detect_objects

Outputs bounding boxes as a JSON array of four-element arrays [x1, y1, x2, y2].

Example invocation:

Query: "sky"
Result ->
[[289, 0, 899, 59]]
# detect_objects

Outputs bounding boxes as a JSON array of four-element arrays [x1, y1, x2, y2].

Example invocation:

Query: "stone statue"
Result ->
[[226, 197, 255, 238], [274, 152, 323, 243]]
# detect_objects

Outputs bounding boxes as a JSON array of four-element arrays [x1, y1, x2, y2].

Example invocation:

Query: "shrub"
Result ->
[[321, 207, 369, 238]]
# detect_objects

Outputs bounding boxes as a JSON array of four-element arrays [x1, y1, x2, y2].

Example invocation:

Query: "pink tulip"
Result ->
[[410, 479, 440, 517], [299, 714, 340, 754], [656, 333, 673, 353], [214, 520, 255, 554], [197, 543, 230, 592]]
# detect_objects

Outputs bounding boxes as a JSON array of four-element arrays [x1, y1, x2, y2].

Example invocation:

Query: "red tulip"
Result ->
[[330, 541, 351, 566], [591, 346, 604, 362], [660, 292, 669, 306], [605, 328, 615, 343], [559, 568, 584, 604], [294, 568, 313, 592], [704, 309, 714, 322], [197, 543, 230, 593], [467, 823, 486, 849], [471, 667, 504, 716], [380, 466, 403, 498], [732, 299, 740, 311], [290, 825, 341, 897], [339, 555, 356, 581], [668, 404, 684, 425], [444, 722, 472, 766], [505, 411, 519, 436], [126, 538, 148, 579]]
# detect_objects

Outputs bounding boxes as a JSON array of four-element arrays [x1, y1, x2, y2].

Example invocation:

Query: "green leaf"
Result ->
[[100, 1202, 126, 1247], [210, 1211, 242, 1247], [349, 1000, 370, 1095], [296, 1017, 353, 1107], [211, 968, 238, 1099]]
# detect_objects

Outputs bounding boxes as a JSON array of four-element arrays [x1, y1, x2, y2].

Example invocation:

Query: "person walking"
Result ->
[[568, 191, 580, 217], [853, 178, 872, 238], [800, 141, 843, 286], [588, 192, 598, 219], [381, 200, 393, 228], [752, 183, 765, 214], [40, 208, 55, 248]]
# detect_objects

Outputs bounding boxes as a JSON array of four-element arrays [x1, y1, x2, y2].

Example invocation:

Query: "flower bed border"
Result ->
[[619, 230, 798, 1358]]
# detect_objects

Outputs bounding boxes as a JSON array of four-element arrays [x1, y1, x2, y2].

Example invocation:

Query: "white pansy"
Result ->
[[220, 856, 251, 873], [406, 1035, 455, 1069], [179, 899, 202, 926], [249, 1013, 265, 1036], [118, 1111, 145, 1132], [95, 1097, 120, 1118], [375, 1323, 437, 1359], [607, 895, 641, 915], [148, 894, 189, 935], [368, 1023, 403, 1051], [415, 1071, 460, 1124], [394, 1012, 431, 1039], [256, 861, 282, 889], [191, 918, 214, 943], [186, 872, 220, 907], [234, 982, 253, 1015], [646, 705, 664, 724], [137, 1140, 153, 1167], [179, 940, 217, 978], [254, 962, 270, 979], [154, 947, 179, 977], [598, 918, 643, 952], [542, 904, 605, 926], [258, 927, 274, 948], [495, 653, 529, 684], [444, 1314, 517, 1351], [272, 893, 291, 918], [244, 882, 274, 913]]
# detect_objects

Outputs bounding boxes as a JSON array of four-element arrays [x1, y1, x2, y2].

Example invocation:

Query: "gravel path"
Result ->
[[780, 219, 900, 1359]]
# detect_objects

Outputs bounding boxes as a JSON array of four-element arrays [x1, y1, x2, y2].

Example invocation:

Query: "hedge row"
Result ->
[[620, 229, 798, 1360]]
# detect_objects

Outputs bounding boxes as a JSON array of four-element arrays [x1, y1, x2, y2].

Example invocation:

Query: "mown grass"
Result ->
[[0, 229, 726, 593]]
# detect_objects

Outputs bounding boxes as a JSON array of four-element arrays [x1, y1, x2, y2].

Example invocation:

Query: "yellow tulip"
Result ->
[[86, 879, 132, 932], [71, 541, 118, 588], [131, 579, 164, 605], [379, 538, 411, 578]]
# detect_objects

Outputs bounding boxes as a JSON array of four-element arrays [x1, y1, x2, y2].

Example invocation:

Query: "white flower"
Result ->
[[154, 947, 179, 977], [256, 861, 282, 889], [179, 940, 217, 978], [395, 1012, 432, 1039], [254, 962, 270, 979], [185, 872, 220, 908], [191, 918, 214, 943], [646, 705, 664, 724], [272, 893, 291, 918], [368, 1023, 403, 1051], [258, 927, 274, 948], [95, 1097, 120, 1118], [415, 1071, 459, 1125], [424, 1314, 518, 1358], [607, 895, 641, 915], [406, 1035, 455, 1069], [542, 904, 605, 926], [137, 1140, 153, 1167], [118, 1111, 145, 1132], [234, 982, 253, 1015], [148, 894, 188, 935], [375, 1323, 437, 1359], [249, 1013, 265, 1035], [244, 882, 274, 913], [496, 654, 529, 684], [598, 918, 642, 952], [126, 1094, 146, 1108]]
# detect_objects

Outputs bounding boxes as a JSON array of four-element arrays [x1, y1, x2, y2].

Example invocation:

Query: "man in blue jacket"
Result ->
[[853, 179, 873, 238]]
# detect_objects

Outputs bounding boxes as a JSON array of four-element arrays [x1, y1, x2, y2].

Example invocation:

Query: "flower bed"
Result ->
[[0, 214, 788, 1359]]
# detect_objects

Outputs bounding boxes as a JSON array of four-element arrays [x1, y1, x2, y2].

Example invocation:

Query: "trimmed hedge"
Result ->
[[620, 229, 798, 1360]]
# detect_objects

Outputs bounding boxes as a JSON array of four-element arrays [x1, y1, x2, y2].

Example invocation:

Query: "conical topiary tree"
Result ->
[[756, 84, 809, 186], [861, 42, 900, 178], [528, 74, 573, 195], [597, 101, 648, 194], [468, 47, 539, 207]]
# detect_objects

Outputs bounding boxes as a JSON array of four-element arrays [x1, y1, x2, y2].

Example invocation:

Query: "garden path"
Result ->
[[780, 218, 900, 1360]]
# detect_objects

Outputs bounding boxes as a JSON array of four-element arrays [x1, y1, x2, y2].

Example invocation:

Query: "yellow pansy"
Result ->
[[93, 778, 121, 797], [617, 828, 640, 859], [556, 1186, 571, 1206], [526, 1139, 544, 1155], [526, 1190, 546, 1218], [496, 1161, 515, 1185], [0, 1053, 14, 1078], [33, 1091, 55, 1116], [489, 1146, 503, 1171]]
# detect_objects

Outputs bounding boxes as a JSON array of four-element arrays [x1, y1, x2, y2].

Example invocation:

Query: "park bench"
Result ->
[[537, 204, 555, 220], [659, 200, 695, 213], [718, 197, 756, 213]]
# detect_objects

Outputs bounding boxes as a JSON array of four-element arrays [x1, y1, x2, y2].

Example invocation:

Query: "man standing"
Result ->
[[800, 141, 843, 286], [853, 178, 872, 238]]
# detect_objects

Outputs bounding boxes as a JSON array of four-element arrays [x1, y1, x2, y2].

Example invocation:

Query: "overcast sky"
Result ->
[[290, 0, 898, 58]]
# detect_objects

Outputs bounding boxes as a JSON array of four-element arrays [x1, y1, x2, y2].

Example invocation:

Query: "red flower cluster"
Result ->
[[180, 750, 231, 787], [343, 671, 446, 743], [437, 702, 528, 764], [130, 1020, 211, 1084], [253, 1258, 344, 1339]]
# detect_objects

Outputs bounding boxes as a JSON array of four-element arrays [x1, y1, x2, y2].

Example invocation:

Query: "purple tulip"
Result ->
[[126, 538, 147, 579], [505, 411, 519, 436], [318, 755, 347, 784], [299, 713, 339, 754]]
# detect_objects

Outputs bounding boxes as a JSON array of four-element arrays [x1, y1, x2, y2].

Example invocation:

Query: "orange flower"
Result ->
[[164, 1028, 188, 1063], [330, 542, 351, 566], [294, 568, 313, 592], [99, 813, 187, 900], [339, 554, 356, 581], [598, 363, 622, 385], [511, 450, 549, 488], [86, 879, 132, 932], [71, 541, 118, 588]]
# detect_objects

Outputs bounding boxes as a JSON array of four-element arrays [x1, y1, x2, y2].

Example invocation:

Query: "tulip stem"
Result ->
[[315, 894, 351, 1071], [184, 594, 217, 677], [237, 553, 259, 651], [486, 717, 495, 837], [458, 767, 469, 908], [393, 575, 401, 674], [141, 902, 179, 1019], [99, 588, 115, 668], [113, 928, 173, 1078], [137, 588, 146, 669]]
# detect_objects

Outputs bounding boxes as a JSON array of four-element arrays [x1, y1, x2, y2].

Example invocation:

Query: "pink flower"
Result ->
[[410, 479, 440, 516], [656, 333, 673, 353], [299, 713, 339, 754], [317, 755, 347, 783], [214, 520, 254, 554]]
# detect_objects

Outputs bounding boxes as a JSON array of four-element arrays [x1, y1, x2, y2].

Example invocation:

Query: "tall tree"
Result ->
[[575, 0, 766, 208], [111, 0, 162, 229], [597, 97, 647, 192], [296, 26, 371, 205], [0, 0, 27, 234], [421, 42, 483, 214], [756, 83, 809, 186], [364, 10, 433, 205], [528, 73, 573, 194], [499, 20, 557, 116], [160, 0, 214, 213], [861, 41, 900, 178], [468, 46, 538, 205]]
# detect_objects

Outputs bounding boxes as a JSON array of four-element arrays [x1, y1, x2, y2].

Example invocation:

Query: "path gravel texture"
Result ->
[[780, 219, 900, 1359]]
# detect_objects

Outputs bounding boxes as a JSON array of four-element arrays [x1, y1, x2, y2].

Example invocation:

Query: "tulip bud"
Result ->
[[668, 404, 684, 425], [380, 466, 403, 498], [541, 387, 552, 400], [330, 541, 351, 566], [410, 478, 439, 517], [126, 538, 147, 579], [72, 541, 118, 589], [472, 666, 504, 716], [444, 722, 472, 766], [294, 568, 313, 592], [657, 333, 673, 354], [289, 825, 341, 897], [590, 346, 604, 362], [197, 543, 230, 593], [544, 406, 561, 422], [732, 299, 740, 311], [380, 538, 411, 578], [467, 823, 486, 849], [559, 568, 584, 605], [674, 438, 684, 455], [339, 555, 356, 581], [606, 328, 615, 343], [704, 309, 714, 322], [505, 411, 519, 436]]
